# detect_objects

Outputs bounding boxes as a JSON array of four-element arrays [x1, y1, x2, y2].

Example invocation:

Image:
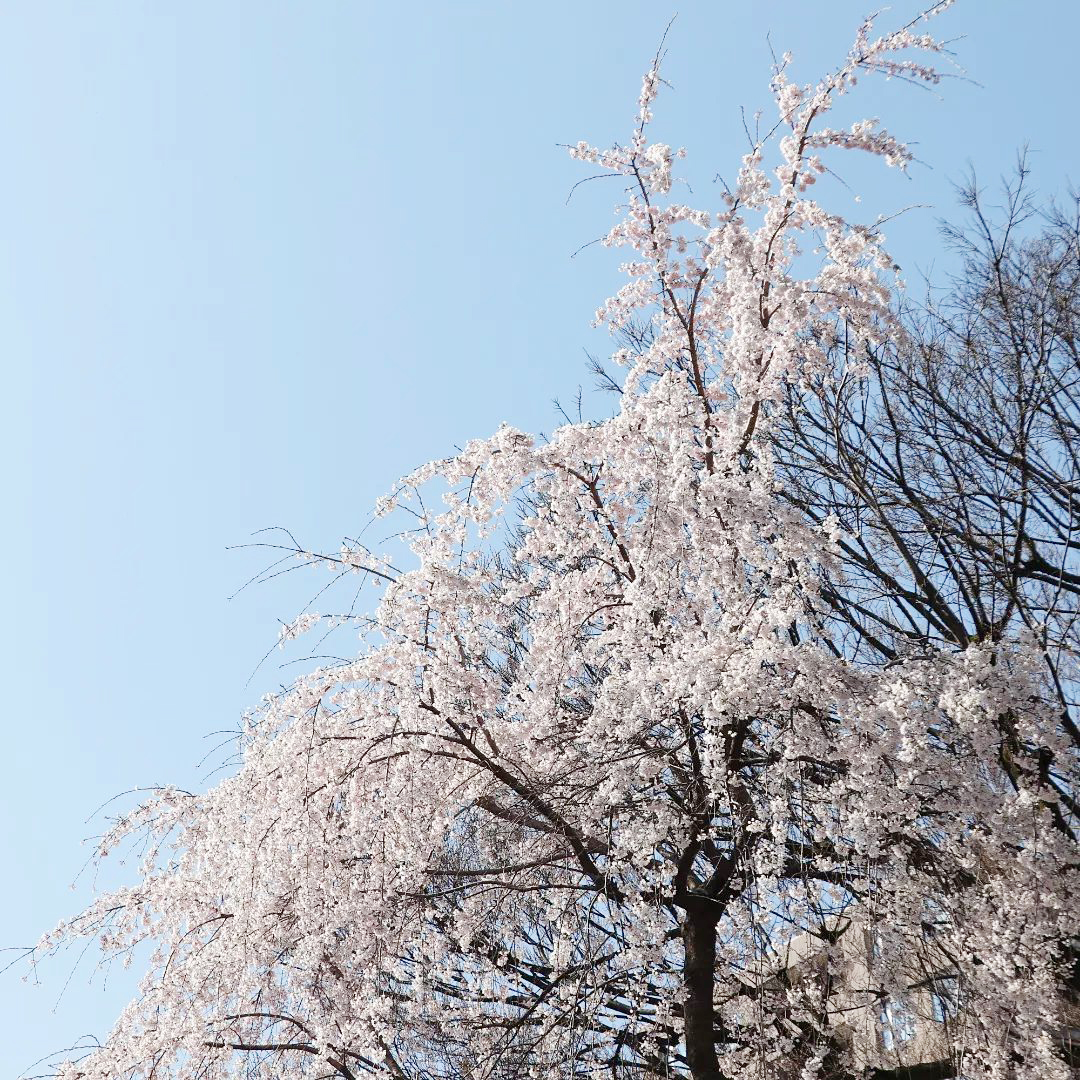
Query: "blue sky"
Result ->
[[2, 2, 1077, 1074]]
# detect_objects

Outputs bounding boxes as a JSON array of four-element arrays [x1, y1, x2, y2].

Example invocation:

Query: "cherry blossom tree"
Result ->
[[30, 6, 1078, 1079]]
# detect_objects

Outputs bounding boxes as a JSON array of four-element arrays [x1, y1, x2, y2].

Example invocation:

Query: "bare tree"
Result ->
[[774, 164, 1080, 1070]]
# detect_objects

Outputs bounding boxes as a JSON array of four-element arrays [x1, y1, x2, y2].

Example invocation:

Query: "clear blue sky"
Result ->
[[2, 2, 1076, 1074]]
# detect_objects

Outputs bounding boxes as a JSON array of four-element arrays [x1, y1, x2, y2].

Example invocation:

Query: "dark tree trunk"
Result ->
[[868, 1063, 956, 1080], [683, 903, 724, 1080]]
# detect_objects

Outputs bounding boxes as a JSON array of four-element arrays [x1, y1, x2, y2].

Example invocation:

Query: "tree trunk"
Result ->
[[683, 904, 724, 1080]]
